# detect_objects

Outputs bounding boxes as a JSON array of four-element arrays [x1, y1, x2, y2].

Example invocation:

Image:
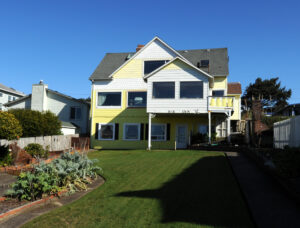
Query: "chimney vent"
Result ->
[[136, 44, 145, 52]]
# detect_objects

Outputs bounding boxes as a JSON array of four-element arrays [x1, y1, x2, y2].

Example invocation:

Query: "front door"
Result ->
[[176, 125, 188, 149]]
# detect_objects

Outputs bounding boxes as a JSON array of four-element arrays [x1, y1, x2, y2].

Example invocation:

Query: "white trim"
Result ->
[[123, 123, 141, 141], [151, 123, 167, 141], [96, 91, 122, 109], [176, 124, 188, 149], [126, 91, 147, 108], [108, 36, 189, 79], [143, 57, 214, 80], [98, 123, 115, 141]]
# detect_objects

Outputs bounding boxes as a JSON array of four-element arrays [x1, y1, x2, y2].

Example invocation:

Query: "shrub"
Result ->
[[0, 111, 22, 140], [262, 116, 290, 129], [24, 143, 48, 158], [0, 145, 13, 166], [6, 152, 101, 201], [8, 109, 61, 137]]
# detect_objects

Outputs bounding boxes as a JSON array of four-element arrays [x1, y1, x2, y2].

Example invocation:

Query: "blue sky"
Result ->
[[1, 0, 299, 103]]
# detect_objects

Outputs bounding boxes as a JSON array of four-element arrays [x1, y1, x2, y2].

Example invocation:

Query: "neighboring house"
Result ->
[[89, 37, 242, 149], [0, 83, 25, 111], [5, 82, 90, 135], [275, 103, 300, 117]]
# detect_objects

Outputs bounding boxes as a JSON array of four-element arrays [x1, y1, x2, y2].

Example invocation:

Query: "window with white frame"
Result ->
[[0, 92, 3, 97], [144, 60, 169, 75], [151, 124, 166, 141], [99, 124, 115, 140], [212, 90, 224, 97], [123, 123, 140, 140], [127, 92, 147, 107], [152, 82, 175, 99], [180, 81, 203, 98], [97, 92, 121, 107], [8, 96, 12, 102], [70, 106, 82, 120]]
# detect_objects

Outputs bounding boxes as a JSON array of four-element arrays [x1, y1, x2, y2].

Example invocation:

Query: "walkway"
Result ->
[[227, 152, 300, 228], [0, 173, 16, 197]]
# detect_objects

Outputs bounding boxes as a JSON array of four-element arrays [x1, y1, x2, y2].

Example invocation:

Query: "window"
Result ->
[[128, 92, 147, 107], [180, 81, 203, 99], [123, 123, 140, 140], [99, 124, 115, 140], [212, 90, 224, 97], [70, 107, 82, 120], [13, 97, 16, 101], [0, 92, 2, 97], [0, 103, 2, 110], [151, 124, 166, 141], [198, 125, 208, 134], [97, 92, 121, 107], [144, 60, 168, 75], [8, 96, 12, 102], [197, 60, 209, 68], [153, 82, 175, 99]]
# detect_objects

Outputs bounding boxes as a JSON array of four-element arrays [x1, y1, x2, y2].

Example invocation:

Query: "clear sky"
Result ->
[[1, 0, 299, 103]]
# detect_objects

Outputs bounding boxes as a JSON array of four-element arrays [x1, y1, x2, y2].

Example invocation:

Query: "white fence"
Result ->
[[274, 116, 300, 149], [0, 134, 79, 151]]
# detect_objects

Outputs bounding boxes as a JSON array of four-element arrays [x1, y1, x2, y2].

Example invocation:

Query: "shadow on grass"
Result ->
[[116, 155, 253, 227]]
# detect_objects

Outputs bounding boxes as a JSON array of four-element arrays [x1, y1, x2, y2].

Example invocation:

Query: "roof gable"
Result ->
[[227, 82, 242, 94]]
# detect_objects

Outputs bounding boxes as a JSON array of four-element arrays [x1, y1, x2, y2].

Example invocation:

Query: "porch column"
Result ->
[[148, 113, 152, 150], [208, 111, 211, 144], [227, 110, 231, 143]]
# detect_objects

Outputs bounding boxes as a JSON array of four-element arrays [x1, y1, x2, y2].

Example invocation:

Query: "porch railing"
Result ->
[[208, 96, 234, 110]]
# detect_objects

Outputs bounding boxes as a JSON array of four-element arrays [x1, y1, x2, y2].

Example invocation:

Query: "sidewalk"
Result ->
[[227, 152, 300, 228], [0, 173, 16, 197]]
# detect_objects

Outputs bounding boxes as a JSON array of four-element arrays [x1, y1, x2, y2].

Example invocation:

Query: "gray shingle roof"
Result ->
[[0, 83, 26, 96], [89, 48, 228, 81]]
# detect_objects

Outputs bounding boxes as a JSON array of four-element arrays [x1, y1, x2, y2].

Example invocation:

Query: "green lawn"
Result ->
[[23, 150, 254, 228]]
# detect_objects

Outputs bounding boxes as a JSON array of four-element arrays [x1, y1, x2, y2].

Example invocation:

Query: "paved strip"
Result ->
[[0, 176, 105, 228], [226, 152, 300, 228], [0, 173, 17, 197]]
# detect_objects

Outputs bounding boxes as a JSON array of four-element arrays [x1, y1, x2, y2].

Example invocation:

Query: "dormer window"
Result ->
[[144, 60, 169, 75], [197, 60, 209, 68]]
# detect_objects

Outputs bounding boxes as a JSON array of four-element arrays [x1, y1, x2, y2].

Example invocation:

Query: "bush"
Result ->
[[0, 111, 22, 140], [262, 116, 290, 129], [8, 109, 61, 137], [24, 143, 48, 158], [0, 145, 13, 166], [6, 152, 101, 201]]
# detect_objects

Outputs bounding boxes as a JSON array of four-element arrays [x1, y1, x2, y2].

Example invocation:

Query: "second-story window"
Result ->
[[98, 92, 121, 107], [70, 107, 82, 120], [0, 92, 3, 97], [212, 90, 224, 97], [153, 82, 175, 99], [144, 60, 168, 75], [180, 81, 203, 99], [8, 96, 12, 102], [128, 92, 147, 107]]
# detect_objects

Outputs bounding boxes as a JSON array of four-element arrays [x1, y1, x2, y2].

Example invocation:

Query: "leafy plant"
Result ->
[[0, 145, 13, 167], [8, 109, 61, 137], [24, 143, 48, 158], [0, 111, 23, 140], [6, 152, 102, 201], [261, 115, 290, 129]]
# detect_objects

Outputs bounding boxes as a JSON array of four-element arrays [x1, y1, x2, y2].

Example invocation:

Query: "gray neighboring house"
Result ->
[[4, 81, 90, 135], [275, 103, 300, 117], [0, 83, 26, 110]]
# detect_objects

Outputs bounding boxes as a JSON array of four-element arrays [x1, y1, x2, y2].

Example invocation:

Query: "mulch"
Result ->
[[0, 199, 28, 214]]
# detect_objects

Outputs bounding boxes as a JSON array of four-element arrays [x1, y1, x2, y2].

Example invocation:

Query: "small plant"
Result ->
[[24, 143, 48, 159], [0, 145, 13, 167]]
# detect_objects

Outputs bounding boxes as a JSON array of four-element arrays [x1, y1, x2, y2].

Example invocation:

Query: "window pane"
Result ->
[[128, 92, 147, 107], [212, 90, 224, 97], [125, 125, 139, 140], [198, 125, 207, 134], [153, 82, 175, 99], [76, 108, 81, 119], [151, 125, 166, 140], [98, 92, 121, 106], [144, 60, 167, 75], [180, 82, 203, 98], [100, 125, 114, 139], [70, 107, 76, 119]]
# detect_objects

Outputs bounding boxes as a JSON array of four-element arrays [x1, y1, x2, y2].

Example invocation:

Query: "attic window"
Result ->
[[197, 60, 209, 68], [144, 60, 169, 75]]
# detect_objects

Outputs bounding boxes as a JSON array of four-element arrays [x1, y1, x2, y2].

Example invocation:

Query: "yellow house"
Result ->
[[89, 37, 242, 149]]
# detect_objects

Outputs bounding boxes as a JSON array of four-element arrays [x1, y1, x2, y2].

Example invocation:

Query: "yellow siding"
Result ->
[[213, 77, 227, 90], [163, 59, 190, 70], [113, 59, 143, 79], [230, 95, 241, 120]]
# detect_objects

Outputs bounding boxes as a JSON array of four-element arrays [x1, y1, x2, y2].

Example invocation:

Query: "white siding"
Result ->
[[274, 116, 300, 149], [93, 78, 147, 90], [0, 91, 24, 110], [61, 127, 76, 135], [135, 40, 177, 60], [47, 92, 90, 134], [147, 68, 209, 114], [6, 97, 31, 110]]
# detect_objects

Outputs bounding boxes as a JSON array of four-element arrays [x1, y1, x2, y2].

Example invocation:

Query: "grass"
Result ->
[[23, 150, 254, 228]]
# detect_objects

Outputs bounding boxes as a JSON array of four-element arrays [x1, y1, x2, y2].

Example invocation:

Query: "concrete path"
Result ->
[[0, 173, 17, 196], [227, 152, 300, 228]]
